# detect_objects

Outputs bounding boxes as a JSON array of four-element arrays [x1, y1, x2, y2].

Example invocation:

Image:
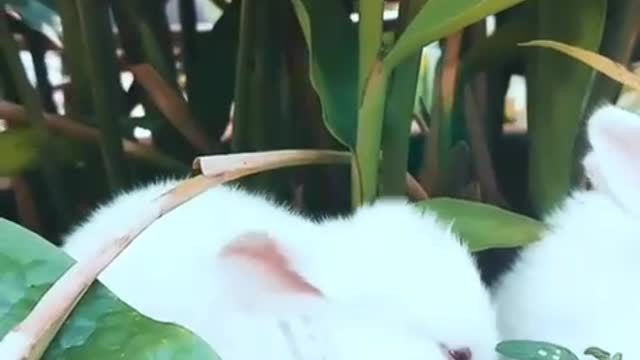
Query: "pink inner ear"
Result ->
[[219, 232, 323, 296]]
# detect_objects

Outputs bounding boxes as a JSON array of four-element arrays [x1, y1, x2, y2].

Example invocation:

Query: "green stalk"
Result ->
[[231, 0, 253, 153], [0, 46, 19, 102], [526, 0, 606, 215], [352, 0, 385, 206], [179, 0, 197, 101], [379, 0, 426, 196], [232, 0, 294, 200], [0, 11, 71, 228], [138, 0, 178, 84], [55, 0, 94, 120], [380, 56, 421, 195], [354, 60, 389, 205], [28, 30, 56, 112], [358, 0, 383, 101], [76, 0, 130, 191]]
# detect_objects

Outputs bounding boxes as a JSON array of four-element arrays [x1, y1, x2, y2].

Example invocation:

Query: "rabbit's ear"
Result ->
[[586, 105, 640, 213], [214, 231, 325, 315]]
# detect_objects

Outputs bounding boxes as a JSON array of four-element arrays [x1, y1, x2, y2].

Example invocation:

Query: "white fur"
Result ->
[[493, 105, 640, 359], [62, 178, 498, 360]]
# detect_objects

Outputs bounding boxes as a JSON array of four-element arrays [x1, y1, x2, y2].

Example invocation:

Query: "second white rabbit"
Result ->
[[493, 105, 640, 359]]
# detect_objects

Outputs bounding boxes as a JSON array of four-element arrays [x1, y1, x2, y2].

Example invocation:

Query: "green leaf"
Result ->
[[0, 128, 84, 176], [0, 218, 220, 359], [383, 0, 528, 70], [496, 340, 580, 360], [289, 0, 359, 149], [5, 0, 62, 47], [460, 16, 535, 76], [524, 0, 606, 215], [416, 198, 544, 252], [0, 128, 42, 175], [584, 347, 611, 360]]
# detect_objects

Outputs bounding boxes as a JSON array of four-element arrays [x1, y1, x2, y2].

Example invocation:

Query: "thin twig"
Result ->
[[129, 64, 215, 153], [406, 173, 429, 201], [463, 83, 507, 207]]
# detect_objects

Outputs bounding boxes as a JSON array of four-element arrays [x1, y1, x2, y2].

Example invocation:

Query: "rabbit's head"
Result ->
[[214, 199, 499, 360], [581, 104, 640, 215], [492, 105, 640, 358]]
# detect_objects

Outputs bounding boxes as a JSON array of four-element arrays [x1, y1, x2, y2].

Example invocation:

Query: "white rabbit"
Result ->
[[492, 104, 640, 359], [62, 177, 499, 360]]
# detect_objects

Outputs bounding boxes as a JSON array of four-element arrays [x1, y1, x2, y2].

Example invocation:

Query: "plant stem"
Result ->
[[231, 0, 253, 154], [55, 0, 94, 120], [231, 0, 294, 200], [379, 0, 425, 196], [27, 29, 56, 112], [76, 0, 130, 191], [179, 0, 197, 100], [381, 55, 421, 196]]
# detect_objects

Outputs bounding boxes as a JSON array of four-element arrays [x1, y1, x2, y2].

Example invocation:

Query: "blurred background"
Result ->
[[1, 0, 639, 282]]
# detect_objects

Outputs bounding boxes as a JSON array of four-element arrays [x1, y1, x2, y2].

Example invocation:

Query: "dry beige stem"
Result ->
[[519, 40, 640, 92], [129, 64, 214, 153], [194, 150, 428, 201], [193, 149, 352, 175]]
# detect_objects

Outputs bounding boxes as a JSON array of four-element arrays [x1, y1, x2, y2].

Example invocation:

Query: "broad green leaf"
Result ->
[[496, 340, 579, 360], [524, 0, 606, 215], [416, 198, 544, 252], [358, 0, 383, 100], [0, 218, 219, 359], [383, 0, 527, 70], [289, 0, 358, 148], [5, 0, 62, 47]]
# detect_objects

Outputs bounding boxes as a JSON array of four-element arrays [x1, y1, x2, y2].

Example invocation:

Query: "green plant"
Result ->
[[497, 340, 624, 360]]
